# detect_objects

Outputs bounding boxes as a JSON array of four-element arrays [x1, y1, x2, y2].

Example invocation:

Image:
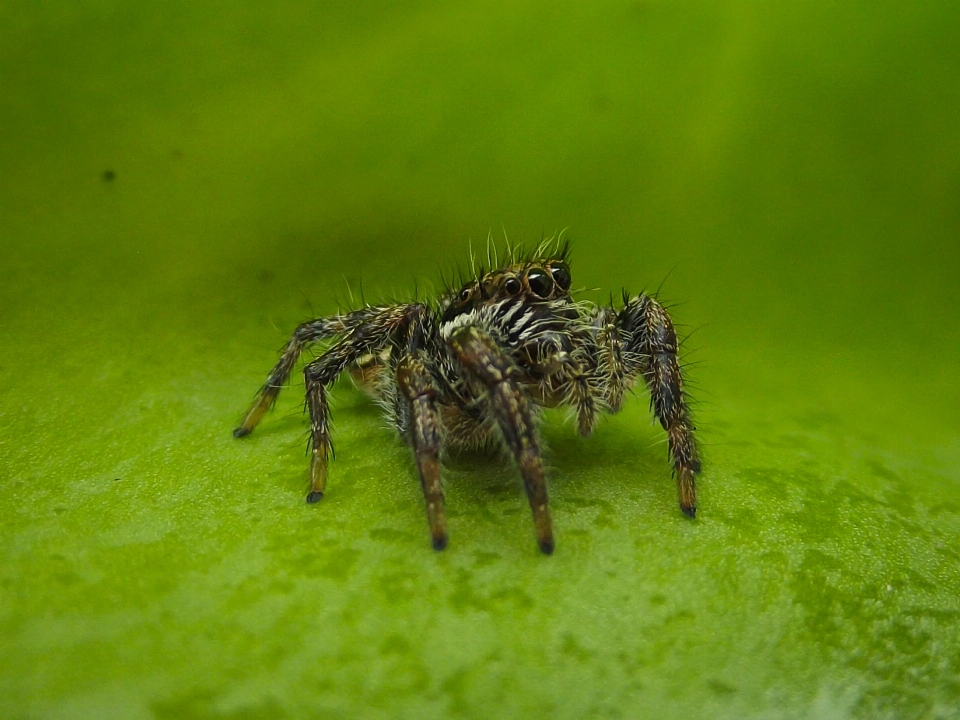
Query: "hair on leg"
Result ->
[[619, 294, 701, 517], [304, 374, 332, 503], [449, 325, 554, 554], [296, 306, 419, 502], [396, 355, 448, 550], [568, 365, 600, 438], [234, 307, 387, 438], [594, 305, 629, 413]]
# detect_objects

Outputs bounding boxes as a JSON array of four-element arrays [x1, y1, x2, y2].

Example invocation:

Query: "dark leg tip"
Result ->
[[681, 504, 697, 519], [233, 426, 251, 438], [432, 535, 448, 551], [306, 490, 324, 504], [538, 538, 555, 555]]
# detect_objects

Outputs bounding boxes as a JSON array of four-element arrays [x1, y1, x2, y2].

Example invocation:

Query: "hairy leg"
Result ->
[[295, 305, 421, 502], [234, 306, 387, 438], [594, 305, 629, 413], [619, 294, 701, 517], [304, 374, 332, 503], [301, 333, 389, 502], [567, 360, 600, 438], [396, 355, 448, 550], [449, 325, 554, 554], [526, 341, 599, 438]]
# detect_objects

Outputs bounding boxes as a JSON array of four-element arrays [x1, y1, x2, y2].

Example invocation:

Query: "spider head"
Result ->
[[444, 260, 572, 315]]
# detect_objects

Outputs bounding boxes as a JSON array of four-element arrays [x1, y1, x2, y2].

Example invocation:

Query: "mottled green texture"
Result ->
[[2, 1, 959, 718]]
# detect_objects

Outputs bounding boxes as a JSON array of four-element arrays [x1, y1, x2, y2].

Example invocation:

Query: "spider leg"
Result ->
[[449, 325, 554, 555], [241, 304, 414, 502], [619, 294, 701, 517], [396, 355, 448, 550], [234, 306, 386, 437], [568, 360, 600, 438], [303, 383, 331, 503], [527, 340, 598, 437], [594, 306, 628, 413], [300, 304, 425, 502]]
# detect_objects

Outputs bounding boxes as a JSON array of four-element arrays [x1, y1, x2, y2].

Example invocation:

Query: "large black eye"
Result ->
[[550, 263, 571, 291], [526, 270, 554, 298], [504, 276, 521, 295], [458, 287, 471, 302]]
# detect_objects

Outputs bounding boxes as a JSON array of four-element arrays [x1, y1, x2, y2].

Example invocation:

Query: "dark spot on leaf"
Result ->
[[708, 679, 737, 695]]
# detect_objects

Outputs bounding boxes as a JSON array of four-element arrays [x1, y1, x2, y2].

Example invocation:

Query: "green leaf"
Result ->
[[2, 1, 959, 718]]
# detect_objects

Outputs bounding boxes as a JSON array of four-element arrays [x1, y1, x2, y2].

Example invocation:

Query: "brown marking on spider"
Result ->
[[234, 238, 701, 554]]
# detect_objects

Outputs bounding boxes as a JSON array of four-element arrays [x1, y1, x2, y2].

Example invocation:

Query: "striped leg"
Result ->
[[619, 294, 701, 517], [234, 307, 385, 438], [396, 355, 448, 550], [449, 325, 554, 555]]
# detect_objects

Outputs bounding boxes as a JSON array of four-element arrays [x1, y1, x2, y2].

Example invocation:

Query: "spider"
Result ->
[[234, 240, 700, 554]]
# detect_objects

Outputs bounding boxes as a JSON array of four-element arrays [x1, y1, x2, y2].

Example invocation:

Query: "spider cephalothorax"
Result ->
[[234, 240, 700, 554]]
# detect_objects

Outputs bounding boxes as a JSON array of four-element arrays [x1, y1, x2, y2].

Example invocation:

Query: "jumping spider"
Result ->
[[234, 241, 700, 554]]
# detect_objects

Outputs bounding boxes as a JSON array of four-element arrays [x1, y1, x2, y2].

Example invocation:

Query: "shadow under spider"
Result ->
[[540, 411, 665, 476], [253, 384, 669, 515]]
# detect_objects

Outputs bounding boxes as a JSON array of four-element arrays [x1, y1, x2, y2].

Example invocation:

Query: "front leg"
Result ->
[[619, 294, 701, 517], [449, 326, 554, 555], [396, 355, 448, 550]]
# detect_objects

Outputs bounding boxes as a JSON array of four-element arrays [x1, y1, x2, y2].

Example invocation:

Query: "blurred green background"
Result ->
[[2, 1, 959, 718]]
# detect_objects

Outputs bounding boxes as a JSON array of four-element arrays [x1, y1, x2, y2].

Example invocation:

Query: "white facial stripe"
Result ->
[[500, 301, 523, 324], [440, 310, 481, 340], [511, 309, 535, 333]]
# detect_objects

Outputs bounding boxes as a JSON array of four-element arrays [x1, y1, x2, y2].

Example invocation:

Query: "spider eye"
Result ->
[[458, 287, 471, 303], [504, 277, 521, 295], [550, 263, 571, 291], [526, 270, 554, 299]]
